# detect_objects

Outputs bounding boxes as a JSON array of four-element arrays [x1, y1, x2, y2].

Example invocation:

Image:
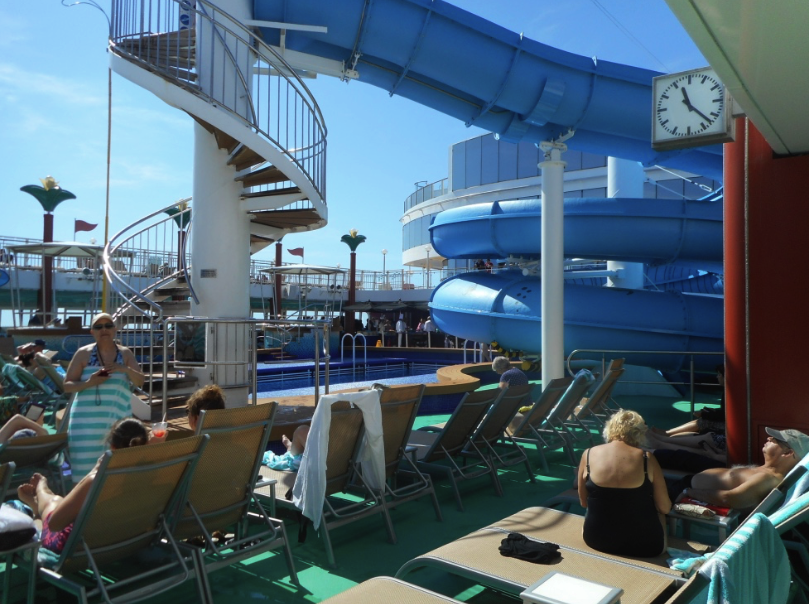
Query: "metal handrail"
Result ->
[[566, 348, 724, 414], [162, 316, 259, 418], [104, 199, 193, 319], [109, 0, 327, 201], [340, 333, 368, 371]]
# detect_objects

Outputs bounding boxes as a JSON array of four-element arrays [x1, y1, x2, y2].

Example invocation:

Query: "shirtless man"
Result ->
[[676, 427, 809, 512]]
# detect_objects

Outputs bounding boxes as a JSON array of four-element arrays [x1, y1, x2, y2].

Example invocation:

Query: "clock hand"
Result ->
[[681, 87, 692, 107], [690, 106, 712, 123], [680, 86, 713, 122]]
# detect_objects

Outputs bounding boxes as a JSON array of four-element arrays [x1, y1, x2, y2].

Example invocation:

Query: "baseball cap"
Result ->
[[766, 427, 809, 460], [33, 339, 47, 347], [90, 312, 114, 327]]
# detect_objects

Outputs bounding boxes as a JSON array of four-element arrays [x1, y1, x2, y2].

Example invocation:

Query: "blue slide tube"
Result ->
[[429, 270, 723, 371], [254, 0, 723, 180], [428, 198, 723, 370], [430, 198, 723, 272]]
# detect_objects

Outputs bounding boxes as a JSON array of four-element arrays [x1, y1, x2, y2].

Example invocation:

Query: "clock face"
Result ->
[[652, 67, 733, 150]]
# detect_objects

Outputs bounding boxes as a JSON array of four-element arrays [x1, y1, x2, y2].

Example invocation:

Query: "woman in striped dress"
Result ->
[[64, 313, 145, 483]]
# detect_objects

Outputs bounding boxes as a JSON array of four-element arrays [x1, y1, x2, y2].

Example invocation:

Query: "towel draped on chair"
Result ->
[[292, 390, 384, 529]]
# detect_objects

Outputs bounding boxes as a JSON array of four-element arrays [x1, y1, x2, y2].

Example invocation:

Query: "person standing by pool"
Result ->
[[63, 313, 145, 484]]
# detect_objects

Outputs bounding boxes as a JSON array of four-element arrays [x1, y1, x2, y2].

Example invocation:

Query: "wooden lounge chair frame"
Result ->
[[37, 436, 210, 604], [407, 388, 503, 512], [256, 400, 395, 568], [176, 402, 299, 599], [374, 384, 443, 522]]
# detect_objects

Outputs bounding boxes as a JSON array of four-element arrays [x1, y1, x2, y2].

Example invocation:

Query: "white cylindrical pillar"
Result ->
[[190, 124, 252, 399], [191, 124, 251, 318], [607, 157, 645, 289], [539, 143, 566, 390]]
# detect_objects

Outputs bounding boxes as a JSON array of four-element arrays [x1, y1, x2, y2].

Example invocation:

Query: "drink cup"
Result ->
[[152, 421, 168, 439]]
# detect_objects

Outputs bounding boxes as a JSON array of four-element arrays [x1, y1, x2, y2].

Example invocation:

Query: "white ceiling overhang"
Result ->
[[666, 0, 809, 155]]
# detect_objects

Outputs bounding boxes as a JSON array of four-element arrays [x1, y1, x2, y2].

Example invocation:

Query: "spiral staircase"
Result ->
[[102, 0, 328, 405]]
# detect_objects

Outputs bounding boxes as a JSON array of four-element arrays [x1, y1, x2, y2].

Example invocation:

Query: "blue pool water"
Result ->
[[256, 359, 445, 397]]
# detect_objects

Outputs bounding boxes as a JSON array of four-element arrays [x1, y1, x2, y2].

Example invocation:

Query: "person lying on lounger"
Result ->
[[670, 427, 809, 511], [16, 418, 151, 554], [262, 425, 309, 471], [185, 384, 227, 431]]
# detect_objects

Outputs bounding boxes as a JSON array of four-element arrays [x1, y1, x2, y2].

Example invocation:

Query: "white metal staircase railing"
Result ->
[[103, 201, 194, 400], [109, 0, 327, 219]]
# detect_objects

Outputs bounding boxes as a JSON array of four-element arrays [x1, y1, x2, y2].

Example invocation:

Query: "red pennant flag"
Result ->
[[287, 247, 304, 258], [74, 219, 98, 233]]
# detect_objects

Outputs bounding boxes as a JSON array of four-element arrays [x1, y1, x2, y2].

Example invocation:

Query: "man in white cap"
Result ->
[[395, 314, 407, 348], [675, 427, 809, 512]]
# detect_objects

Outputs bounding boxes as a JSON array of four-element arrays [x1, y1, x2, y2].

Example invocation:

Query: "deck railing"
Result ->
[[110, 0, 327, 201]]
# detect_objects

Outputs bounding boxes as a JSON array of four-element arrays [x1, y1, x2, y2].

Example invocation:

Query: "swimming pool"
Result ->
[[255, 358, 445, 397]]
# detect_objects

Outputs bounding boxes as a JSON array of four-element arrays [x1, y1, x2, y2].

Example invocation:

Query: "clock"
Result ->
[[651, 67, 735, 151]]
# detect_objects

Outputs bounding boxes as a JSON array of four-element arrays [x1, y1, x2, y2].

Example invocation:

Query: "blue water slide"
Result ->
[[431, 198, 723, 271], [428, 270, 722, 371], [428, 198, 724, 370], [254, 0, 723, 180]]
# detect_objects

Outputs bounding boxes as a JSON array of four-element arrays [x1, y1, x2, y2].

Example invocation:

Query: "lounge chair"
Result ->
[[1, 461, 40, 604], [320, 576, 463, 603], [175, 402, 299, 598], [567, 366, 626, 432], [37, 436, 211, 604], [407, 387, 503, 511], [256, 393, 394, 568], [396, 520, 684, 604], [510, 374, 590, 471], [375, 384, 443, 521], [0, 432, 68, 497], [466, 383, 536, 481]]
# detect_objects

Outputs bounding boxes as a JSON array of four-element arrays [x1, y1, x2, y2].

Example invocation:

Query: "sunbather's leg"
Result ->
[[17, 474, 62, 519], [652, 419, 700, 436], [644, 431, 726, 462], [288, 425, 309, 456], [0, 414, 48, 443]]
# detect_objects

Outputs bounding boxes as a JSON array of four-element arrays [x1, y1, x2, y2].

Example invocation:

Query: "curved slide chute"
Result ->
[[428, 198, 724, 371], [254, 0, 723, 180], [431, 198, 723, 272]]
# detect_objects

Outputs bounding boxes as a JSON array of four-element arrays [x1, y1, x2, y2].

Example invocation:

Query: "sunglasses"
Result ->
[[92, 323, 115, 330]]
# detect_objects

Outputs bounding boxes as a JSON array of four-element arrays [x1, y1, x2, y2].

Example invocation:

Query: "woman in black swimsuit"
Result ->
[[577, 410, 672, 557]]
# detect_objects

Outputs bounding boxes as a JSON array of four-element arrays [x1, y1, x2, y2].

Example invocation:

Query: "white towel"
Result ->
[[292, 390, 384, 529]]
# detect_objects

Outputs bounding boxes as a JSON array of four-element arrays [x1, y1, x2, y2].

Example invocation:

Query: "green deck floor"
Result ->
[[3, 391, 721, 603]]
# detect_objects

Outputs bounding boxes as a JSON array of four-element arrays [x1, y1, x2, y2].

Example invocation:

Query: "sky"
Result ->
[[0, 0, 706, 274]]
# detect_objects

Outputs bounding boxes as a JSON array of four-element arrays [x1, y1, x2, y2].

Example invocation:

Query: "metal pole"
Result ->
[[690, 356, 696, 416], [162, 320, 169, 421], [314, 325, 320, 406], [322, 323, 331, 395], [539, 135, 570, 390], [251, 321, 258, 406]]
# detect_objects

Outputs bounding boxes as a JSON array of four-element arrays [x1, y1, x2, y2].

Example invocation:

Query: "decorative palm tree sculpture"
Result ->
[[20, 176, 77, 323], [341, 229, 366, 333], [164, 199, 191, 273]]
